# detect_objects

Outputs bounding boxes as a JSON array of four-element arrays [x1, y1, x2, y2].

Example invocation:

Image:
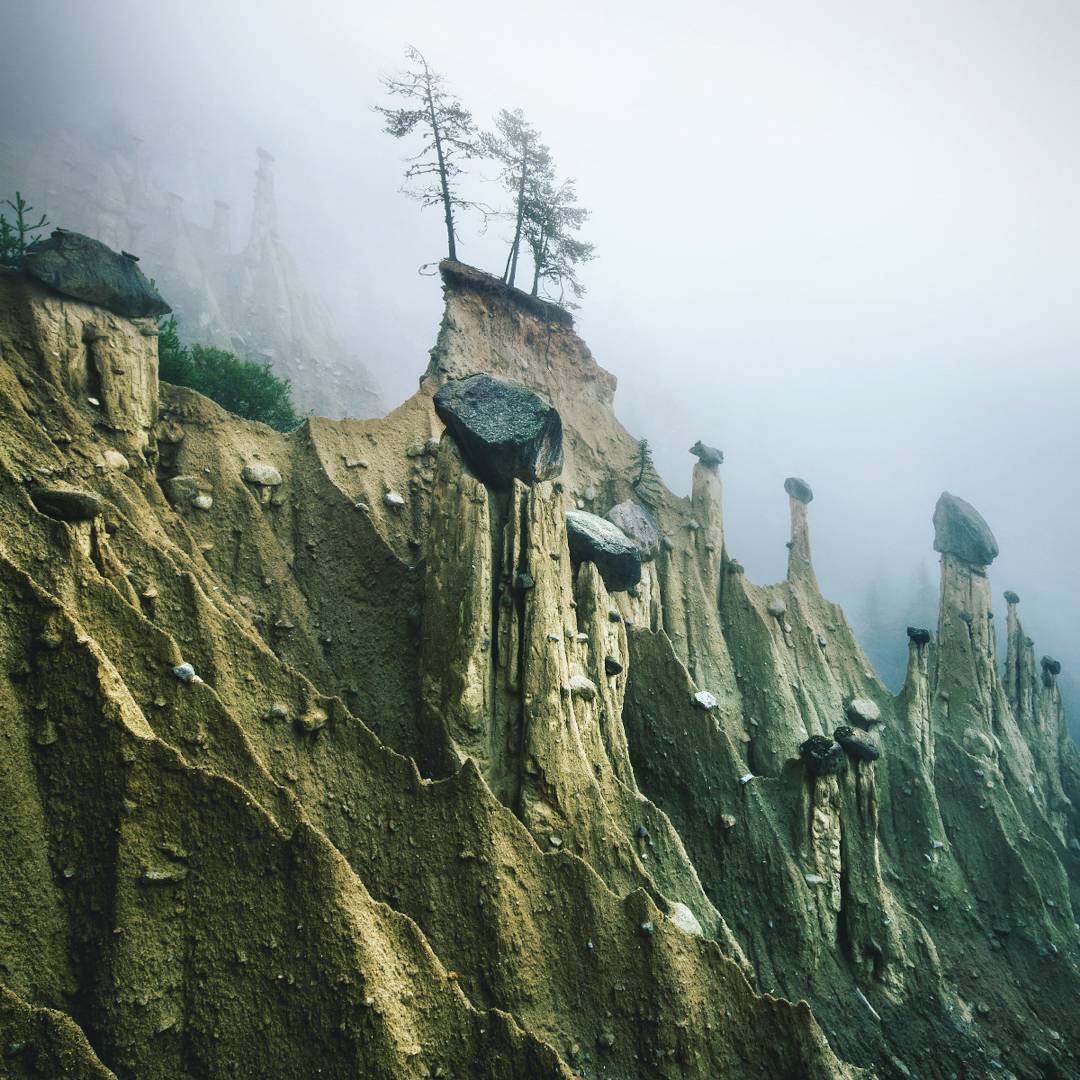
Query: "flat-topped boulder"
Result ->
[[433, 373, 563, 490], [565, 509, 641, 592], [784, 477, 813, 504], [21, 230, 171, 318], [605, 500, 660, 560], [933, 492, 999, 567]]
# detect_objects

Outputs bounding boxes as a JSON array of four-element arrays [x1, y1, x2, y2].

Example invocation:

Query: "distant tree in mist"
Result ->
[[481, 108, 552, 289], [0, 192, 49, 264], [521, 175, 595, 304], [375, 47, 482, 262]]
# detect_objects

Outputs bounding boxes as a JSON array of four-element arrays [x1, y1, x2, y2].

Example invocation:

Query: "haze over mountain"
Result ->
[[2, 0, 1078, 727]]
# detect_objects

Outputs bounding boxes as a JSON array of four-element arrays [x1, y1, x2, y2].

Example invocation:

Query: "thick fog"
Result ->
[[4, 0, 1079, 728]]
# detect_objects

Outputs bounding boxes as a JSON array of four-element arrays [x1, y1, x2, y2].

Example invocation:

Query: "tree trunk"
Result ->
[[507, 138, 528, 288], [423, 64, 456, 261]]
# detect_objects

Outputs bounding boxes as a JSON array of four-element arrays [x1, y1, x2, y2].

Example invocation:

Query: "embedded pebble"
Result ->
[[568, 675, 597, 701], [297, 706, 328, 732], [667, 902, 704, 937], [172, 663, 201, 684]]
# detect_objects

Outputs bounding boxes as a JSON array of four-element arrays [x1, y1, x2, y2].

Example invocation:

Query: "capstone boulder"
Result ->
[[933, 492, 999, 567], [784, 477, 814, 504], [21, 230, 171, 318], [433, 373, 563, 489], [565, 510, 641, 592], [690, 440, 724, 467]]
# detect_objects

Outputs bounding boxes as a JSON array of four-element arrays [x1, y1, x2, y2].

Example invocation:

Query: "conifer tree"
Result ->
[[0, 192, 49, 264], [376, 47, 481, 261], [627, 438, 665, 508], [481, 109, 552, 288], [521, 176, 594, 304]]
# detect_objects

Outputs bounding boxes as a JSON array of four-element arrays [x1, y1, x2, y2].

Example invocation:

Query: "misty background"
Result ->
[[3, 0, 1078, 730]]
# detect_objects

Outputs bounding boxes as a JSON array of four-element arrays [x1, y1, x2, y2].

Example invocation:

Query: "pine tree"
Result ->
[[375, 47, 482, 261], [627, 438, 665, 508], [0, 192, 49, 264], [521, 176, 594, 305]]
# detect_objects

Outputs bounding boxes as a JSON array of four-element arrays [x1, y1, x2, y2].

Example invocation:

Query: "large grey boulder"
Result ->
[[605, 500, 660, 560], [433, 373, 563, 490], [21, 230, 171, 318], [933, 492, 998, 567], [784, 477, 813, 504], [565, 510, 641, 592]]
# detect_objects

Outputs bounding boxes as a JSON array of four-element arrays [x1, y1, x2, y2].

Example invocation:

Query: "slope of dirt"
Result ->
[[0, 259, 1077, 1079]]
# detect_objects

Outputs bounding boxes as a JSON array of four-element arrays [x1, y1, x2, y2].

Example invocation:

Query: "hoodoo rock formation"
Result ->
[[0, 253, 1077, 1079]]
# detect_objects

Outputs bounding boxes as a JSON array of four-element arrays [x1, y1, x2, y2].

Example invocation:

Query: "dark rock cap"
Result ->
[[907, 626, 931, 646], [690, 440, 724, 467], [933, 492, 999, 567], [799, 735, 845, 777], [30, 486, 103, 522], [834, 729, 880, 763], [784, 477, 813, 504], [433, 373, 563, 490], [1041, 656, 1062, 676], [605, 500, 660, 560], [21, 230, 171, 318], [1003, 590, 1020, 605], [565, 510, 642, 592]]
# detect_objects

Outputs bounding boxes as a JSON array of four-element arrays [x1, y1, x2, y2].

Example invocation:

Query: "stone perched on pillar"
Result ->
[[565, 510, 642, 592], [433, 373, 563, 490], [784, 477, 813, 504], [690, 440, 724, 467], [833, 725, 880, 762], [21, 230, 171, 318], [932, 492, 999, 567], [800, 734, 845, 776]]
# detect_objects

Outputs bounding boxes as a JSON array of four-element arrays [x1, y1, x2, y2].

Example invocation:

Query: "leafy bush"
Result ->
[[157, 318, 301, 431]]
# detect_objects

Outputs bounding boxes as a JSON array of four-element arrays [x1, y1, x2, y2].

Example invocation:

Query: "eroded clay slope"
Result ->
[[2, 255, 1078, 1080], [0, 270, 855, 1076]]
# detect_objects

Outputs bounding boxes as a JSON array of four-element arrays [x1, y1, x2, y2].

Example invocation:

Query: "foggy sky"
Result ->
[[4, 1, 1079, 723]]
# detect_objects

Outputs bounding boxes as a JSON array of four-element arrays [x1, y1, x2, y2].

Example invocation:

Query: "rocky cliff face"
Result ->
[[0, 259, 1077, 1079]]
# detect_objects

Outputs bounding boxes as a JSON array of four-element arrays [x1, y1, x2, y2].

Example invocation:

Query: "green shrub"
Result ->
[[157, 318, 301, 432], [0, 192, 49, 264]]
